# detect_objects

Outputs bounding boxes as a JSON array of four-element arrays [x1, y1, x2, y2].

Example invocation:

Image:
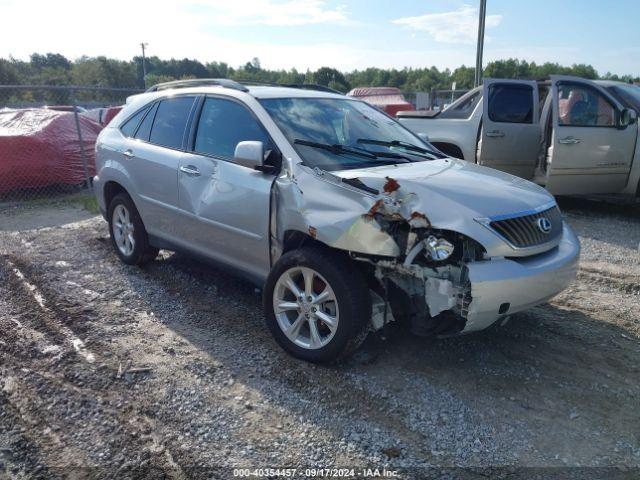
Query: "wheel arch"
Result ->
[[282, 229, 327, 255], [430, 141, 465, 160], [104, 181, 129, 211]]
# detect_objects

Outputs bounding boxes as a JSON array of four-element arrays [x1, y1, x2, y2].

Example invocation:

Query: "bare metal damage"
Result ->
[[270, 163, 480, 336]]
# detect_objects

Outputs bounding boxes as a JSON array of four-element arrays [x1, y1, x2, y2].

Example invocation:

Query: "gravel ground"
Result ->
[[0, 197, 638, 479]]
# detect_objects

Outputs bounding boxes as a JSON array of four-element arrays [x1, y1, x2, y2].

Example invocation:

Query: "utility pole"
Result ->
[[474, 0, 487, 87], [140, 42, 148, 89]]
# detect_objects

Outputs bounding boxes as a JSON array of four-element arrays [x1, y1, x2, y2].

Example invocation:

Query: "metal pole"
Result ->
[[141, 42, 148, 89], [474, 0, 487, 87], [70, 89, 91, 191]]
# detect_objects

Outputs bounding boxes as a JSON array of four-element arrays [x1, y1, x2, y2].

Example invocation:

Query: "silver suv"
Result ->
[[94, 79, 580, 362]]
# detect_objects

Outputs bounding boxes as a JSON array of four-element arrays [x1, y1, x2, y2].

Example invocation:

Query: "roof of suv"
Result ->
[[143, 78, 346, 100], [246, 85, 345, 99], [136, 85, 345, 101]]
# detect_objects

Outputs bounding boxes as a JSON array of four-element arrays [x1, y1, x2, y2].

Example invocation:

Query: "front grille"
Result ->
[[489, 206, 562, 249]]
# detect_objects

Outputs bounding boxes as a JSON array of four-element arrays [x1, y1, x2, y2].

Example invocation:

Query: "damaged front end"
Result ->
[[272, 165, 487, 337], [355, 176, 486, 337]]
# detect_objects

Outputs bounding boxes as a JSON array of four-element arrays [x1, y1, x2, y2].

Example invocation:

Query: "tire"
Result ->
[[107, 193, 158, 266], [264, 246, 371, 363]]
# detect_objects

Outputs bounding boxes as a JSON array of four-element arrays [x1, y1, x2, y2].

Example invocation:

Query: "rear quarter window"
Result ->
[[439, 91, 481, 119], [134, 103, 158, 141], [120, 107, 148, 137]]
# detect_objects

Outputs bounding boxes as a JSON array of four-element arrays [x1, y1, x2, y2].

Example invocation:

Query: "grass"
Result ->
[[0, 189, 100, 215], [75, 194, 100, 214]]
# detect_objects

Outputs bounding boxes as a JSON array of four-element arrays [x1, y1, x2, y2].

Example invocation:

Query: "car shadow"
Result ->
[[557, 196, 640, 220]]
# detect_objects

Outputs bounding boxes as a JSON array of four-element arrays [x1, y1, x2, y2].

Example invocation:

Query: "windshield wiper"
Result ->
[[294, 139, 376, 159], [357, 138, 439, 157], [294, 139, 410, 164], [346, 144, 412, 163]]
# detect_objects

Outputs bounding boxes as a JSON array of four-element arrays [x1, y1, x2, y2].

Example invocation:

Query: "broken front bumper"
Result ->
[[462, 222, 580, 333]]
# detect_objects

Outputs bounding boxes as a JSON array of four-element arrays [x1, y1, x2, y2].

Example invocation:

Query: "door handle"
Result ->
[[486, 130, 505, 138], [179, 165, 201, 176], [559, 136, 581, 145], [123, 149, 134, 158]]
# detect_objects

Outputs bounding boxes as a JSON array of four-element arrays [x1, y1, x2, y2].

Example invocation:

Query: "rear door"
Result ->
[[177, 96, 277, 281], [124, 96, 197, 237], [544, 76, 637, 195], [478, 79, 540, 179]]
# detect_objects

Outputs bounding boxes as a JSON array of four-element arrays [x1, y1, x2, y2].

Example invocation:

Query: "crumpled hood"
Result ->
[[332, 157, 554, 226]]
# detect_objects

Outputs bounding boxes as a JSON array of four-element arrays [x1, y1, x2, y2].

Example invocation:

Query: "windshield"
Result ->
[[605, 84, 640, 112], [259, 97, 442, 171]]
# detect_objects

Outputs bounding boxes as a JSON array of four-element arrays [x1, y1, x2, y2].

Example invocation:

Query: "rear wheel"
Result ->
[[264, 246, 371, 363], [107, 193, 158, 266]]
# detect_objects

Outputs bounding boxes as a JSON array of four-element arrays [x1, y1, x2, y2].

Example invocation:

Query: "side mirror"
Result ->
[[619, 108, 637, 128], [234, 141, 264, 170], [417, 132, 430, 143]]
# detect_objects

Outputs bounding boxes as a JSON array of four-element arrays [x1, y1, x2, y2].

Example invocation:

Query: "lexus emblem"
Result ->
[[536, 217, 552, 234]]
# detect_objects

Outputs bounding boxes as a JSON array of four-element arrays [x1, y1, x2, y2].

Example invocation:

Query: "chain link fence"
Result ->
[[400, 89, 470, 111], [0, 84, 469, 206], [425, 89, 470, 111], [0, 85, 143, 205]]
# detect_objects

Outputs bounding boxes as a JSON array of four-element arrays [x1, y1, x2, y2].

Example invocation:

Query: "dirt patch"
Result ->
[[0, 202, 96, 231], [0, 198, 638, 478]]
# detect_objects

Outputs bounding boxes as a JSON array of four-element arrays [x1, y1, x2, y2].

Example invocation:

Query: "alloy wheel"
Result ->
[[112, 204, 135, 256], [273, 266, 339, 349]]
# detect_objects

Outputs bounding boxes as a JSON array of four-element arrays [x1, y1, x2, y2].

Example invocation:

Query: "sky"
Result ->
[[1, 0, 638, 76]]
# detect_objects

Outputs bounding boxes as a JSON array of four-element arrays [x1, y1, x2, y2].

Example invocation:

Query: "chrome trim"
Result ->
[[474, 201, 561, 252], [478, 200, 557, 223]]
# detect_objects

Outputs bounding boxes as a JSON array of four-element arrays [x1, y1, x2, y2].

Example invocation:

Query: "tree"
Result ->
[[313, 67, 350, 91], [451, 66, 475, 90], [0, 59, 19, 84], [3, 52, 635, 98]]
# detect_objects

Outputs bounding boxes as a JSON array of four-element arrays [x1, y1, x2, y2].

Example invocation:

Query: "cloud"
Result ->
[[0, 0, 637, 76], [199, 0, 349, 26], [0, 0, 353, 69], [392, 5, 502, 44]]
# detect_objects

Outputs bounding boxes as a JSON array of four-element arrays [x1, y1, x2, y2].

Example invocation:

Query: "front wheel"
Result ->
[[264, 246, 371, 363]]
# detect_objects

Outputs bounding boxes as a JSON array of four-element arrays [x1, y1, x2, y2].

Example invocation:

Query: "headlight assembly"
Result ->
[[424, 235, 455, 261]]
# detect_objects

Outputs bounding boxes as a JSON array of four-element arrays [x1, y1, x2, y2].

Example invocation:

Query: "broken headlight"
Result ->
[[424, 235, 455, 261]]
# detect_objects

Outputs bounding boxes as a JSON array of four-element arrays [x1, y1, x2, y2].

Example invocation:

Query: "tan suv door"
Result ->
[[478, 79, 540, 179], [544, 75, 637, 195]]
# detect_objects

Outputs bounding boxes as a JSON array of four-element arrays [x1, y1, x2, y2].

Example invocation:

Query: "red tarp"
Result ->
[[0, 108, 103, 194], [82, 105, 123, 126], [102, 106, 123, 126], [347, 87, 415, 116]]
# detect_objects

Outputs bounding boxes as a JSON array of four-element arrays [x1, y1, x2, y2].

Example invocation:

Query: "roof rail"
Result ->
[[234, 79, 343, 95], [282, 84, 343, 95], [145, 78, 249, 93]]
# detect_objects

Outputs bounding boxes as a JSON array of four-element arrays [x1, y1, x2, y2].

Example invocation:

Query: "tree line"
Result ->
[[1, 53, 638, 102]]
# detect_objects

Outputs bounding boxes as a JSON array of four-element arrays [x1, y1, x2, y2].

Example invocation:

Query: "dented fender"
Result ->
[[271, 164, 407, 260]]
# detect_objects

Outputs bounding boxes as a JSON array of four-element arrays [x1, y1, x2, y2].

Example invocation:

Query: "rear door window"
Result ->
[[148, 97, 196, 149], [487, 84, 533, 123]]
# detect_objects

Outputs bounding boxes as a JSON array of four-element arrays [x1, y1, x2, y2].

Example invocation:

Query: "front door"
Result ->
[[544, 76, 637, 195], [478, 79, 540, 179], [177, 96, 277, 281]]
